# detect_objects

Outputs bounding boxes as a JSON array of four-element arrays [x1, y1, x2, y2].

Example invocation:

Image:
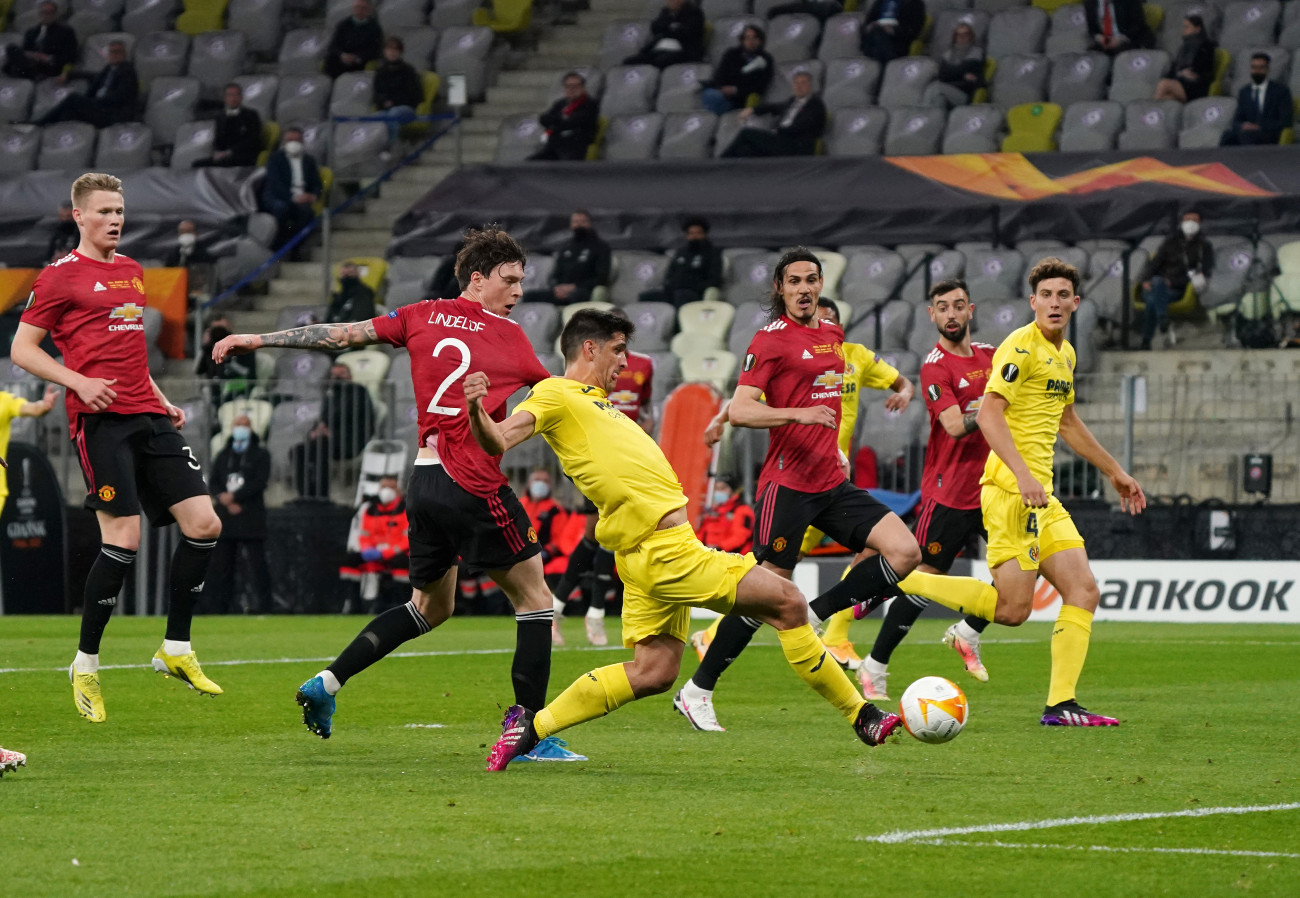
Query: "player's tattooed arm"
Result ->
[[962, 411, 979, 433], [211, 320, 378, 362]]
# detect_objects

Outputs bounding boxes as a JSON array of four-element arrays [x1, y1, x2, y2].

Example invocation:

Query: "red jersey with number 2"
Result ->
[[372, 296, 551, 498], [738, 315, 846, 494], [608, 351, 654, 424], [919, 342, 995, 510]]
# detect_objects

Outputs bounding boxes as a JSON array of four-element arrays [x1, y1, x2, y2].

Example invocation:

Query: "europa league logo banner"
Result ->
[[0, 442, 67, 614]]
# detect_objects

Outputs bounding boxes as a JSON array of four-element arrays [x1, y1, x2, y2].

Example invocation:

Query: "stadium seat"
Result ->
[[677, 300, 734, 347], [819, 13, 867, 61], [965, 246, 1026, 300], [472, 0, 533, 36], [645, 349, 680, 400], [656, 62, 711, 113], [1024, 243, 1088, 274], [189, 31, 248, 103], [823, 57, 880, 110], [1000, 100, 1062, 150], [1083, 247, 1148, 322], [599, 65, 660, 117], [711, 107, 749, 157], [902, 249, 967, 303], [825, 105, 888, 156], [621, 301, 677, 351], [1193, 238, 1258, 312], [436, 27, 496, 103], [228, 0, 285, 56], [278, 28, 327, 75], [601, 112, 662, 159], [1044, 3, 1091, 56], [878, 56, 939, 107], [1179, 95, 1237, 146], [610, 251, 670, 305], [725, 251, 777, 307], [232, 73, 278, 124], [991, 54, 1050, 106], [884, 105, 945, 155], [703, 0, 748, 17], [988, 6, 1048, 58], [1159, 1, 1224, 56], [523, 253, 555, 296], [0, 78, 33, 124], [559, 301, 614, 328], [1223, 45, 1289, 95], [330, 71, 375, 118], [1059, 99, 1123, 150], [942, 104, 1005, 153], [847, 299, 913, 350], [1108, 49, 1171, 102], [336, 348, 390, 403], [38, 121, 96, 170], [1218, 0, 1282, 53], [512, 302, 560, 352], [170, 119, 214, 168], [930, 9, 991, 54], [658, 110, 717, 158], [1117, 98, 1180, 149], [216, 398, 274, 442], [765, 59, 826, 103], [134, 31, 190, 87], [597, 20, 651, 71], [276, 74, 332, 124], [973, 298, 1033, 345], [330, 121, 387, 175], [858, 399, 925, 472], [428, 0, 477, 28], [274, 305, 326, 331], [874, 348, 920, 379], [68, 9, 115, 42], [399, 27, 441, 71], [1048, 51, 1111, 106], [766, 14, 821, 64], [707, 16, 764, 67], [728, 300, 771, 356], [94, 122, 152, 169], [545, 66, 605, 105], [272, 350, 334, 397], [0, 124, 39, 174], [896, 242, 946, 266], [677, 348, 737, 394], [840, 248, 907, 305], [80, 33, 137, 75], [144, 76, 199, 148], [122, 0, 173, 35], [264, 398, 323, 481], [494, 114, 544, 163]]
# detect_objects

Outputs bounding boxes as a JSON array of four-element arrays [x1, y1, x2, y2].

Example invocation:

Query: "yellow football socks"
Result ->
[[1048, 604, 1093, 707], [534, 663, 635, 740], [897, 570, 999, 622], [821, 607, 854, 645], [777, 624, 866, 722]]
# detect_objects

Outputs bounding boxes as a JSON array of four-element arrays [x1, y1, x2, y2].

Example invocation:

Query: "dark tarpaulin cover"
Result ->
[[388, 147, 1300, 257]]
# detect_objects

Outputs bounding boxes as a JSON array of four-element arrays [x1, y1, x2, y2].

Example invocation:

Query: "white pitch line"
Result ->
[[858, 802, 1300, 844], [912, 839, 1300, 860]]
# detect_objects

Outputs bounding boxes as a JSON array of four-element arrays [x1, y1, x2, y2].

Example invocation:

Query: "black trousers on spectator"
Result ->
[[37, 94, 127, 128], [261, 197, 316, 250], [205, 538, 273, 613], [292, 436, 331, 499]]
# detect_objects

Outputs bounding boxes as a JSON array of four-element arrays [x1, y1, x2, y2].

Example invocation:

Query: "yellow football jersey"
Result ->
[[516, 377, 688, 552], [980, 322, 1075, 495], [0, 391, 27, 500], [839, 342, 899, 454]]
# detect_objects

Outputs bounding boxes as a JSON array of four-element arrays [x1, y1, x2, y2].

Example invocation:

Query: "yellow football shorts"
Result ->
[[981, 485, 1084, 571], [615, 522, 757, 648], [799, 525, 823, 556]]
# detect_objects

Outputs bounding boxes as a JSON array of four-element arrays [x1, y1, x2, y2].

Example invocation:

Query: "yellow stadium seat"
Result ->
[[314, 166, 333, 216], [472, 0, 533, 35], [1000, 102, 1061, 152], [332, 257, 388, 295], [1133, 281, 1199, 320], [586, 116, 608, 161], [1143, 4, 1163, 34], [1032, 0, 1077, 12], [972, 57, 996, 105], [1209, 48, 1230, 97]]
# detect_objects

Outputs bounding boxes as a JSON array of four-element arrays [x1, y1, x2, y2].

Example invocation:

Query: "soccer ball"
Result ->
[[898, 676, 968, 744]]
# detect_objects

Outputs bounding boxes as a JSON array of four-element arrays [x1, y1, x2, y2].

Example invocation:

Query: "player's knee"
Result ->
[[190, 513, 222, 541], [637, 662, 678, 695], [411, 590, 451, 627], [773, 581, 810, 630], [889, 542, 923, 576], [996, 602, 1031, 626]]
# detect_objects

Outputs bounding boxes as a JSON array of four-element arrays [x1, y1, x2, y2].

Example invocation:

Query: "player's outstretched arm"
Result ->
[[728, 385, 835, 430], [883, 374, 914, 412], [10, 322, 117, 412], [464, 371, 537, 456], [1058, 405, 1146, 515], [976, 392, 1047, 507], [211, 320, 379, 362], [704, 399, 731, 446], [19, 384, 59, 418]]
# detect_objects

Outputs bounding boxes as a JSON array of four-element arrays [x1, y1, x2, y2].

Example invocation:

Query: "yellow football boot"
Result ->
[[69, 665, 106, 722], [152, 646, 223, 695]]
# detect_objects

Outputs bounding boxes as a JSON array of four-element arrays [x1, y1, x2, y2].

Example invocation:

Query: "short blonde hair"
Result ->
[[71, 172, 123, 209]]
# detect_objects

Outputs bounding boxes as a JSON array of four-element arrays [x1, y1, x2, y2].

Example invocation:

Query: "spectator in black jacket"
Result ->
[[1085, 0, 1154, 54], [373, 36, 424, 152], [721, 69, 826, 157], [765, 0, 843, 22], [46, 200, 77, 263], [529, 70, 599, 161], [195, 83, 262, 167], [35, 40, 138, 126], [922, 22, 985, 109], [197, 316, 258, 405], [1155, 15, 1216, 102], [521, 210, 612, 306], [861, 0, 926, 64], [326, 260, 377, 323], [1220, 52, 1294, 145], [206, 415, 273, 614], [1139, 211, 1214, 350], [429, 238, 466, 299], [640, 216, 723, 308], [259, 126, 323, 251], [700, 25, 774, 116], [3, 1, 77, 80], [325, 0, 384, 78], [293, 364, 377, 497], [624, 0, 705, 68]]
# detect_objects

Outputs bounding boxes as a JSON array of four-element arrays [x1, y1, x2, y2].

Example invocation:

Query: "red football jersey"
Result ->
[[738, 314, 846, 494], [608, 351, 654, 423], [22, 251, 162, 429], [372, 296, 551, 498], [919, 342, 996, 510]]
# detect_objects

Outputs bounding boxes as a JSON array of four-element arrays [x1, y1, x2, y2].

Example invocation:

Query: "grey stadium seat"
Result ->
[[436, 27, 495, 102], [1045, 3, 1091, 56], [38, 121, 96, 170], [275, 305, 326, 331], [1117, 99, 1180, 150], [930, 9, 991, 55], [80, 33, 137, 75], [901, 250, 967, 303], [766, 14, 821, 64], [1159, 2, 1225, 56], [523, 254, 555, 296], [266, 400, 323, 480], [598, 20, 651, 71], [512, 303, 560, 352], [819, 13, 866, 61], [883, 105, 945, 155], [600, 65, 660, 117], [122, 0, 172, 36], [656, 63, 711, 113], [603, 112, 663, 160], [725, 252, 777, 307], [189, 31, 248, 102], [703, 0, 748, 17], [1071, 298, 1099, 374], [1107, 49, 1170, 102], [330, 121, 387, 176], [170, 120, 215, 168], [134, 31, 190, 87], [94, 122, 152, 169], [1048, 51, 1111, 106], [0, 125, 39, 174], [620, 302, 677, 351], [840, 248, 906, 304], [1225, 46, 1289, 95], [847, 299, 913, 352], [611, 252, 670, 304], [728, 301, 772, 356], [823, 57, 880, 110], [825, 105, 888, 156], [428, 0, 477, 29], [991, 54, 1050, 107], [399, 27, 440, 71], [233, 73, 278, 123], [942, 104, 1004, 153], [330, 71, 375, 117], [707, 16, 763, 67], [279, 28, 327, 75], [31, 78, 84, 124], [878, 56, 938, 108], [228, 0, 285, 55], [658, 110, 717, 159], [276, 74, 332, 124], [1179, 96, 1237, 147], [1218, 0, 1282, 53], [144, 76, 199, 147], [494, 114, 545, 163], [896, 242, 946, 267], [1023, 244, 1088, 274], [1200, 239, 1259, 310], [378, 0, 428, 32], [0, 78, 33, 123], [712, 107, 748, 157], [987, 6, 1048, 58], [1083, 247, 1148, 322], [964, 247, 1026, 300], [70, 13, 118, 43], [975, 299, 1034, 347], [1059, 100, 1124, 151], [765, 59, 825, 103]]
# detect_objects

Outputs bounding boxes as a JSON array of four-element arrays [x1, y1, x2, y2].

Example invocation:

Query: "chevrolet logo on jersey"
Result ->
[[108, 302, 146, 332], [813, 370, 843, 388], [609, 389, 638, 405]]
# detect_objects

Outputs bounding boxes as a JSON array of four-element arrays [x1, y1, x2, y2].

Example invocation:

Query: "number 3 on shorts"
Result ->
[[1025, 511, 1038, 536], [183, 446, 201, 471]]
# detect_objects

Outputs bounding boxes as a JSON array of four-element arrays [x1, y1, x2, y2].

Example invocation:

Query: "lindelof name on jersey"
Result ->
[[108, 302, 146, 332], [428, 310, 486, 332], [811, 369, 843, 400]]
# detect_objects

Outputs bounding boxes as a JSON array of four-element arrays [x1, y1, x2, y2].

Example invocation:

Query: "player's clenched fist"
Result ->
[[211, 334, 259, 364], [463, 371, 491, 406], [792, 405, 837, 429]]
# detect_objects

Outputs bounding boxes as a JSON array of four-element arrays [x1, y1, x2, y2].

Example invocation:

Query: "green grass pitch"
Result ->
[[1, 615, 1297, 897]]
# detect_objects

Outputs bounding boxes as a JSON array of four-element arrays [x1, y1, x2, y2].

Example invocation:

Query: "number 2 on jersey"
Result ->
[[427, 337, 471, 416]]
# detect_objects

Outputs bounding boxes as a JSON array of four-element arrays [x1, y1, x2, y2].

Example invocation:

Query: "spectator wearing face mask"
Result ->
[[520, 210, 611, 306], [196, 316, 258, 405], [520, 469, 571, 572], [166, 220, 216, 302], [696, 473, 754, 554], [1139, 211, 1213, 350], [326, 260, 376, 323], [259, 126, 323, 253], [639, 216, 723, 308], [206, 414, 273, 614], [340, 474, 410, 612]]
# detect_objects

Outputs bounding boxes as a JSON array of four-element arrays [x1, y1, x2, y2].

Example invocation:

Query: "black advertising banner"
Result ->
[[389, 147, 1300, 256], [0, 442, 67, 614]]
